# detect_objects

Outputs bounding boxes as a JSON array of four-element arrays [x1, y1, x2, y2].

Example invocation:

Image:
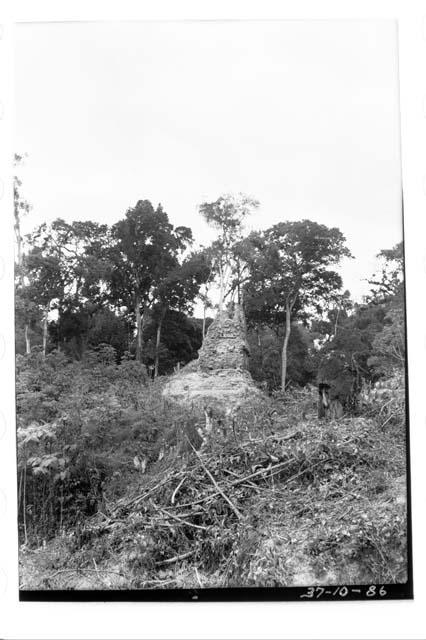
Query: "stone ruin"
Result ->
[[162, 303, 263, 421], [196, 303, 250, 372]]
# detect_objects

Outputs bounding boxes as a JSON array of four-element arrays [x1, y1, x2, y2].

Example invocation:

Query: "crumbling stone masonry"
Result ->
[[162, 304, 263, 426], [197, 303, 251, 372]]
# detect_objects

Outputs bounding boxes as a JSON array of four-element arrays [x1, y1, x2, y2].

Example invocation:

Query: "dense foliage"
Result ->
[[16, 160, 404, 394]]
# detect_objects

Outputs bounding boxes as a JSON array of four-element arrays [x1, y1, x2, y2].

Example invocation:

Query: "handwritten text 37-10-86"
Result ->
[[300, 585, 388, 599]]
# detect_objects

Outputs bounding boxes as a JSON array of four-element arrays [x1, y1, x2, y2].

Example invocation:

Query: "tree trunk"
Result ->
[[135, 296, 142, 362], [57, 299, 64, 352], [141, 302, 149, 354], [218, 265, 224, 312], [202, 305, 206, 339], [42, 305, 49, 358], [15, 210, 31, 354], [16, 241, 22, 275], [334, 307, 340, 338], [24, 323, 31, 355], [14, 208, 23, 282], [218, 289, 224, 312], [154, 314, 164, 378], [281, 301, 292, 392]]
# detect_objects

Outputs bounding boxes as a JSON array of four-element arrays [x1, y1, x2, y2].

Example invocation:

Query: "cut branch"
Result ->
[[155, 550, 195, 566], [157, 507, 208, 531], [188, 440, 242, 520]]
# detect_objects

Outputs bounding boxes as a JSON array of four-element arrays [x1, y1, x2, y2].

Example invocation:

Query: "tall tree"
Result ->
[[24, 249, 63, 357], [317, 302, 386, 397], [244, 220, 352, 391], [27, 219, 110, 353], [367, 241, 404, 303], [199, 193, 259, 310], [143, 310, 204, 375], [14, 154, 32, 353], [194, 246, 215, 339], [151, 251, 210, 376], [365, 241, 405, 376], [369, 306, 405, 375], [311, 289, 353, 345], [109, 201, 192, 362], [248, 322, 315, 391]]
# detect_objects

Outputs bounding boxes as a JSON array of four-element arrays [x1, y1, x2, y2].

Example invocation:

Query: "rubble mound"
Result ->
[[162, 369, 260, 415], [162, 304, 263, 415]]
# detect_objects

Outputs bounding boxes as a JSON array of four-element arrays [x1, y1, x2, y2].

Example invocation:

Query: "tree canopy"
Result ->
[[243, 220, 352, 390], [199, 193, 259, 309], [13, 160, 405, 397]]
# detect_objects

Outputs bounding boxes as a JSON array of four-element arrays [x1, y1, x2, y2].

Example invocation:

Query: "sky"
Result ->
[[14, 20, 402, 310]]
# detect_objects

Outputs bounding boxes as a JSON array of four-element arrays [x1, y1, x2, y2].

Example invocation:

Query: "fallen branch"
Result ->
[[174, 457, 295, 509], [264, 430, 302, 442], [223, 469, 260, 491], [140, 578, 179, 587], [171, 477, 186, 505], [112, 473, 182, 514], [155, 550, 195, 566], [188, 440, 242, 520], [157, 506, 208, 531], [192, 457, 330, 513]]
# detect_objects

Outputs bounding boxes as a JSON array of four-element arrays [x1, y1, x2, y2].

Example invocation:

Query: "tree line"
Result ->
[[14, 155, 405, 392]]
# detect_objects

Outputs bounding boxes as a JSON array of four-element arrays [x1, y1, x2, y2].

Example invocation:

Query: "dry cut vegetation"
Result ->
[[18, 352, 407, 591]]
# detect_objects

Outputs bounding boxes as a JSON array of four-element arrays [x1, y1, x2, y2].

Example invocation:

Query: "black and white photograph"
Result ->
[[13, 19, 411, 598]]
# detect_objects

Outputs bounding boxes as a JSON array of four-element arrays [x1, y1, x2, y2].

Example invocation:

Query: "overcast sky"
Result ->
[[15, 20, 402, 307]]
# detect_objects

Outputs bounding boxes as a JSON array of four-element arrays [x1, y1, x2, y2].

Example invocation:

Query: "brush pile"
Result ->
[[28, 385, 406, 591]]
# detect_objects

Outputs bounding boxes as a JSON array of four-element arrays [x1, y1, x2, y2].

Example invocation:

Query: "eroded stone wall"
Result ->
[[197, 304, 250, 372]]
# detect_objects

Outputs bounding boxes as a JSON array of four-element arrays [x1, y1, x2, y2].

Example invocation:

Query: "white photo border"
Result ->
[[0, 1, 425, 638]]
